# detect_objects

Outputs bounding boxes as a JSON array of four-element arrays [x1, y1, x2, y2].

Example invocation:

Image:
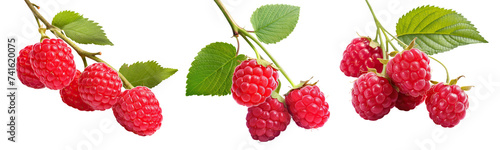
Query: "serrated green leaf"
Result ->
[[119, 61, 177, 88], [186, 42, 246, 96], [52, 11, 83, 28], [396, 6, 487, 55], [251, 4, 300, 44], [52, 10, 113, 46]]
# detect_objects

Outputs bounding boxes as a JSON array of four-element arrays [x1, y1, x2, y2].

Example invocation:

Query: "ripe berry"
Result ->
[[113, 86, 162, 136], [79, 63, 122, 110], [247, 97, 291, 142], [425, 82, 469, 128], [30, 38, 77, 90], [395, 92, 424, 111], [17, 45, 45, 89], [60, 70, 94, 111], [352, 72, 398, 121], [386, 48, 431, 97], [232, 59, 279, 107], [340, 37, 383, 77], [285, 85, 329, 129]]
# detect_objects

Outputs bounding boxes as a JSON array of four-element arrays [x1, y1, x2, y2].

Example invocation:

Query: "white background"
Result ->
[[1, 0, 499, 150]]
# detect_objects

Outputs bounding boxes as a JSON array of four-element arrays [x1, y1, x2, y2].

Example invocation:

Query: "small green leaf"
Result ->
[[271, 91, 285, 104], [251, 4, 300, 44], [119, 61, 177, 88], [186, 42, 246, 96], [461, 86, 473, 91], [52, 11, 113, 45], [396, 6, 487, 55]]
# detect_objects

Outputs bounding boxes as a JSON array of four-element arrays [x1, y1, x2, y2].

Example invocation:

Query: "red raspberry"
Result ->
[[60, 70, 94, 111], [352, 72, 398, 121], [285, 85, 329, 129], [246, 97, 291, 142], [340, 37, 383, 77], [386, 48, 431, 97], [30, 38, 76, 90], [113, 86, 162, 136], [79, 63, 122, 110], [17, 45, 45, 89], [425, 82, 469, 128], [231, 59, 279, 107], [395, 92, 424, 111]]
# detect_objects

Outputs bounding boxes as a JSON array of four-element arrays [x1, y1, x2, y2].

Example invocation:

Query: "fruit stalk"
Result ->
[[428, 56, 450, 83], [24, 0, 134, 90], [241, 35, 261, 59], [365, 0, 389, 76]]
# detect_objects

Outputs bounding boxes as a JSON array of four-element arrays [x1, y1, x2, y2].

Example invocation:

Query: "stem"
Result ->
[[235, 36, 240, 55], [241, 35, 260, 59], [214, 0, 240, 36], [387, 38, 399, 51], [378, 28, 387, 76], [24, 0, 52, 29], [365, 0, 408, 48], [365, 0, 380, 26], [381, 28, 407, 47], [81, 56, 88, 67], [24, 0, 134, 90], [240, 30, 296, 87], [33, 14, 42, 28], [429, 56, 450, 83]]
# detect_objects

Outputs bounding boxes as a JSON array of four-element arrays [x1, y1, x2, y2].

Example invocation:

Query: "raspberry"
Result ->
[[340, 37, 383, 77], [246, 97, 291, 142], [231, 59, 279, 107], [352, 72, 398, 121], [386, 48, 431, 97], [60, 70, 94, 111], [285, 85, 329, 129], [395, 92, 424, 111], [30, 38, 76, 90], [16, 45, 45, 89], [425, 82, 469, 128], [113, 86, 162, 136], [79, 63, 122, 110]]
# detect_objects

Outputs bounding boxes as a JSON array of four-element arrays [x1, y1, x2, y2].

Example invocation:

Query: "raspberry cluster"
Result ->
[[340, 37, 383, 77], [30, 38, 77, 90], [285, 85, 329, 129], [232, 59, 279, 107], [232, 59, 330, 142], [113, 86, 162, 136], [386, 48, 431, 97], [425, 82, 469, 128], [17, 38, 163, 136], [341, 37, 470, 127], [352, 72, 397, 120], [246, 97, 290, 142], [79, 63, 122, 110]]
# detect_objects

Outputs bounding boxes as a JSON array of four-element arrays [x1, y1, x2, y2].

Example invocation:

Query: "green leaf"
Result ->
[[52, 10, 83, 28], [396, 6, 487, 55], [119, 61, 177, 88], [186, 42, 246, 96], [251, 4, 300, 44], [52, 11, 113, 46]]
